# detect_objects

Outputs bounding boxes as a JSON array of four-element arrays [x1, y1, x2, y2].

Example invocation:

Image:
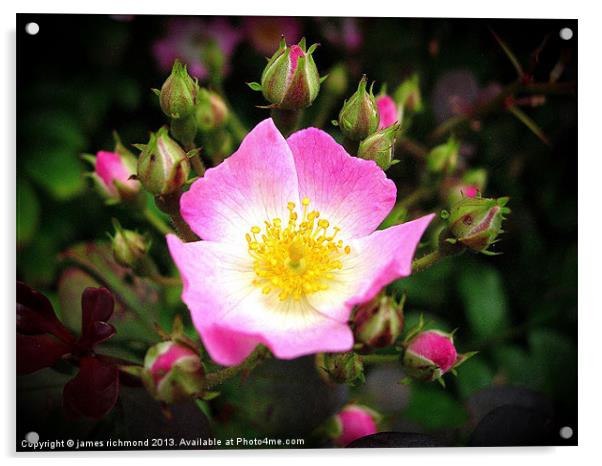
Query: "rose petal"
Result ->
[[287, 128, 396, 240], [167, 235, 353, 366], [181, 119, 300, 245]]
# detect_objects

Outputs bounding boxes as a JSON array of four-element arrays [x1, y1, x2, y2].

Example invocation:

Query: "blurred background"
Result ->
[[17, 14, 577, 448]]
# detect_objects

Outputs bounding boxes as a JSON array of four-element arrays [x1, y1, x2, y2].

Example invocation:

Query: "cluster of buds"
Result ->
[[142, 340, 205, 404], [83, 134, 141, 205], [353, 294, 404, 350], [323, 404, 380, 447], [446, 195, 510, 254], [316, 351, 364, 386], [337, 75, 380, 142], [135, 127, 191, 197], [249, 37, 323, 110], [402, 325, 475, 384]]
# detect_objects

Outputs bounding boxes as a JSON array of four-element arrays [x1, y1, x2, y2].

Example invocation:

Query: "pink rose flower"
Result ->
[[243, 16, 302, 55], [153, 18, 242, 80], [93, 150, 140, 201], [334, 404, 378, 447], [376, 94, 401, 130], [168, 119, 434, 366]]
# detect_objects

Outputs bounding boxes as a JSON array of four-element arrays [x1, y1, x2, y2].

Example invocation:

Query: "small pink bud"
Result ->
[[332, 404, 379, 447], [376, 94, 401, 129], [403, 330, 458, 381], [92, 150, 140, 203], [142, 341, 204, 403]]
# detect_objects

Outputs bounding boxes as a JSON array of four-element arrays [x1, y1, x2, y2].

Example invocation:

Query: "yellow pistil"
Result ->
[[246, 197, 351, 301]]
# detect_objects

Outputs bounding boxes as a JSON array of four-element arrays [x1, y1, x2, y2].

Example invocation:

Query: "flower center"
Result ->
[[245, 197, 351, 301]]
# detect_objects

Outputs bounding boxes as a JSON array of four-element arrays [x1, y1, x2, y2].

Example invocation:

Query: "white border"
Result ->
[[2, 1, 598, 464]]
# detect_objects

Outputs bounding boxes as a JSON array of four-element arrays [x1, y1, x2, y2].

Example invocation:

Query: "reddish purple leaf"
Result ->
[[17, 333, 72, 374], [79, 287, 115, 350], [63, 356, 120, 419], [17, 282, 74, 344]]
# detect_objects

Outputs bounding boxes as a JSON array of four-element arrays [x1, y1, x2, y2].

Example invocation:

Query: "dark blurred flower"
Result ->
[[318, 18, 363, 53], [17, 282, 123, 419], [331, 404, 379, 447], [243, 16, 302, 55], [431, 69, 502, 123], [153, 18, 242, 81]]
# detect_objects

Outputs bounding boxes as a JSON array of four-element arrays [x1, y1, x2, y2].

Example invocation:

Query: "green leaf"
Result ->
[[455, 357, 494, 399], [246, 82, 262, 91], [17, 179, 40, 247], [403, 384, 468, 430], [457, 261, 509, 339], [24, 145, 86, 200]]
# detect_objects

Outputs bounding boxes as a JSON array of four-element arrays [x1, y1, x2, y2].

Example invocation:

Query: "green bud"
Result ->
[[357, 123, 400, 170], [447, 196, 510, 253], [462, 168, 488, 190], [111, 220, 150, 269], [393, 74, 423, 113], [427, 137, 460, 175], [316, 351, 365, 386], [142, 341, 205, 404], [136, 127, 191, 196], [338, 76, 380, 141], [195, 88, 229, 132], [158, 60, 199, 119], [254, 37, 322, 110], [354, 294, 404, 349]]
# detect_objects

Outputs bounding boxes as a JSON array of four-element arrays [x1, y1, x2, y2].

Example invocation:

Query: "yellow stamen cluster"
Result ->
[[246, 197, 351, 301]]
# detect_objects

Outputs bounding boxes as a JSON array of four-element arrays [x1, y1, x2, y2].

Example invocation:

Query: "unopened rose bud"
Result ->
[[195, 88, 229, 132], [111, 221, 150, 269], [357, 123, 400, 170], [329, 404, 379, 447], [337, 75, 379, 141], [403, 330, 458, 382], [252, 37, 322, 110], [447, 196, 510, 253], [427, 137, 460, 175], [85, 137, 141, 204], [376, 94, 402, 130], [354, 294, 404, 349], [317, 351, 364, 386], [394, 74, 423, 113], [136, 127, 191, 196], [158, 60, 199, 119], [142, 341, 205, 404]]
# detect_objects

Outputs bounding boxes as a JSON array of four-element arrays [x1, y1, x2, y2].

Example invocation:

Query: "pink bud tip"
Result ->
[[288, 44, 305, 74], [335, 405, 378, 447], [150, 343, 197, 384], [463, 185, 479, 198], [376, 95, 399, 129], [407, 330, 458, 373]]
